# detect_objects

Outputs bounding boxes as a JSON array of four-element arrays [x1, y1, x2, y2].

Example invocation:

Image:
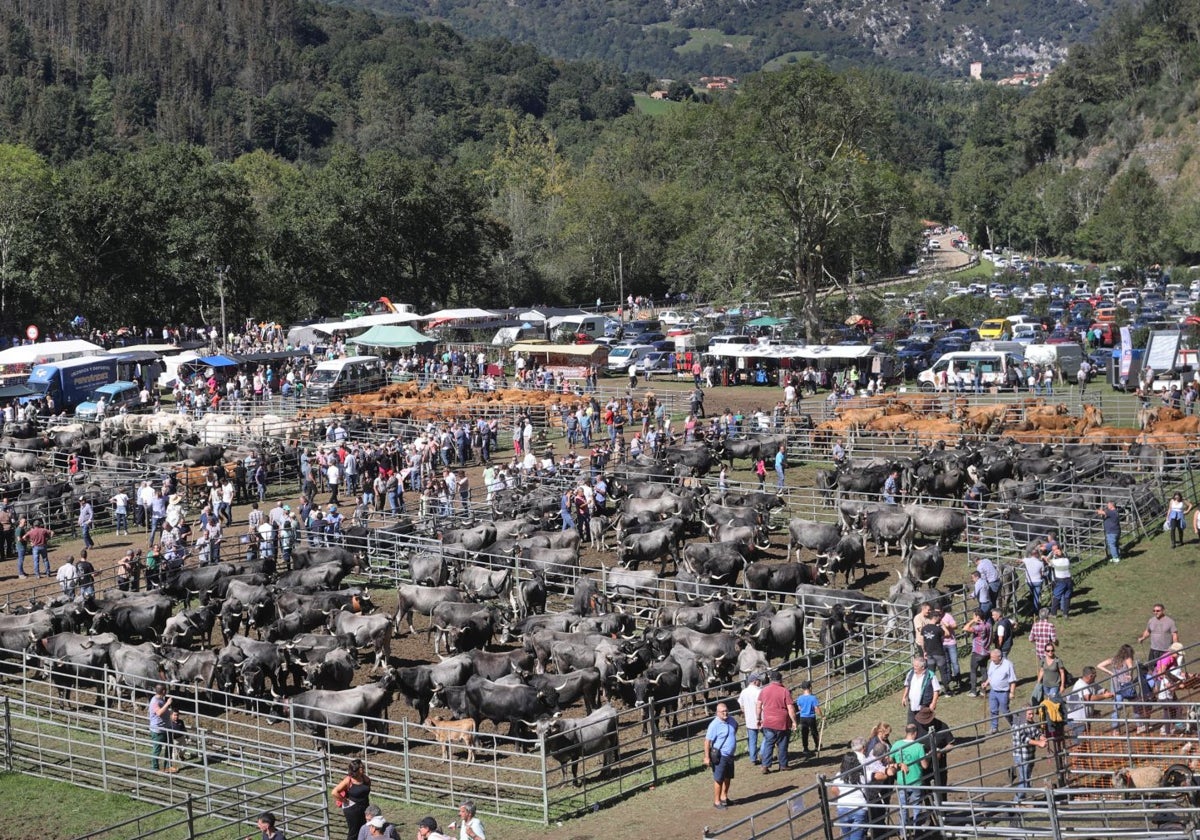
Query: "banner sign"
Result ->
[[1119, 325, 1133, 381]]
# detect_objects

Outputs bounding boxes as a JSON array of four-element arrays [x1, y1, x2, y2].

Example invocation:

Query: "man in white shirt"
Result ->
[[1064, 666, 1114, 742], [1021, 551, 1044, 616], [738, 673, 763, 764], [57, 556, 78, 600]]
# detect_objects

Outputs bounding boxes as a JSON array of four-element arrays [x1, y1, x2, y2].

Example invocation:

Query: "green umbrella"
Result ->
[[747, 315, 784, 327]]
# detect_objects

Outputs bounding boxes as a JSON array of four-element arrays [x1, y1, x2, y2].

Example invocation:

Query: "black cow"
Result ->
[[395, 654, 474, 723], [618, 528, 679, 575], [276, 562, 350, 591], [264, 608, 329, 642], [744, 562, 824, 604], [740, 605, 806, 663], [88, 596, 174, 642], [162, 602, 220, 648], [818, 605, 858, 673], [818, 533, 867, 587], [303, 647, 357, 691], [535, 704, 619, 785], [614, 658, 682, 735], [903, 544, 945, 589], [275, 671, 399, 746], [394, 585, 466, 635], [464, 675, 560, 738], [526, 667, 603, 713], [519, 571, 548, 617], [682, 541, 747, 586]]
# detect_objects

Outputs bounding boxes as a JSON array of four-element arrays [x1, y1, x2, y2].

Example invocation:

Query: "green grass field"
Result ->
[[632, 93, 684, 116], [672, 27, 753, 54]]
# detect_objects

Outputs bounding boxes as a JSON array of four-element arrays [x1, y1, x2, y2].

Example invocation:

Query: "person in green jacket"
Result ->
[[888, 723, 929, 837]]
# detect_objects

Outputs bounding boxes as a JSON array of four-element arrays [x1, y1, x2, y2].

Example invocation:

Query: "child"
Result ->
[[795, 680, 824, 758]]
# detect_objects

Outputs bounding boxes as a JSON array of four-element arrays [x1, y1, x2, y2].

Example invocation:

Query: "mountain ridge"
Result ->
[[339, 0, 1121, 79]]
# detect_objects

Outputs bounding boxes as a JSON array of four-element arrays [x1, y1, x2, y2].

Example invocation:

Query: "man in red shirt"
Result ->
[[25, 519, 54, 578], [755, 671, 796, 773]]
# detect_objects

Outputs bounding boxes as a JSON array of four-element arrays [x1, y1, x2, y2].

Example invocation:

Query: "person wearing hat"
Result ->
[[1153, 642, 1188, 731], [737, 673, 763, 765], [416, 816, 453, 840], [355, 808, 398, 840]]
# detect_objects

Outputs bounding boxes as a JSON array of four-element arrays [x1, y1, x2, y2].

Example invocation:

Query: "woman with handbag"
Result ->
[[331, 758, 372, 840], [1097, 645, 1140, 732]]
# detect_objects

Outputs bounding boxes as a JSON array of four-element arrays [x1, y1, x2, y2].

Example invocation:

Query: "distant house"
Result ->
[[997, 72, 1049, 87], [650, 90, 668, 100], [699, 75, 738, 91]]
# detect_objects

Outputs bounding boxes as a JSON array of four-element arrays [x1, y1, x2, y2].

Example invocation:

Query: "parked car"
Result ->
[[1011, 323, 1047, 346], [1046, 328, 1081, 346], [978, 318, 1012, 340]]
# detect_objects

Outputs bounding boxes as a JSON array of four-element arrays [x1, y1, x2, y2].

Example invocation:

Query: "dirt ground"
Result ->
[[0, 378, 1027, 839]]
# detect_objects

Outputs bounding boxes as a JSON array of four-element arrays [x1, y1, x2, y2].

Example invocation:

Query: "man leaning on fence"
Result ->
[[148, 683, 173, 772], [888, 724, 928, 838]]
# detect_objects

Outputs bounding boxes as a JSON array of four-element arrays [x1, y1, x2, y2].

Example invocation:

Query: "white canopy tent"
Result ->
[[705, 343, 876, 360], [308, 312, 426, 336], [0, 339, 107, 366], [422, 308, 498, 321]]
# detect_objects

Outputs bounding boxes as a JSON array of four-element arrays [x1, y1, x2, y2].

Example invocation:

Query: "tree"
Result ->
[[1078, 159, 1164, 269], [0, 144, 53, 319], [718, 62, 912, 340], [949, 141, 1016, 252]]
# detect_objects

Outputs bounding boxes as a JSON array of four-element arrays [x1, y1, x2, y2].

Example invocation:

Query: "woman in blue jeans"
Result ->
[[1097, 644, 1140, 728], [829, 750, 869, 840]]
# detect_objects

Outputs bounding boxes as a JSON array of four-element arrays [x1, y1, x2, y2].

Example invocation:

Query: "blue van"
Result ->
[[76, 381, 143, 420]]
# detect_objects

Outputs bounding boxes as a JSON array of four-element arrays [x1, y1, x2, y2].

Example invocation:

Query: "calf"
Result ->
[[430, 717, 477, 763]]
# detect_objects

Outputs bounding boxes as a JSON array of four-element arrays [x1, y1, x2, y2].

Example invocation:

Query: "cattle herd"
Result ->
[[0, 392, 1174, 803]]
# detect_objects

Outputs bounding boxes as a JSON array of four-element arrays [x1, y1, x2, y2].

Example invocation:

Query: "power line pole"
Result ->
[[215, 265, 229, 352]]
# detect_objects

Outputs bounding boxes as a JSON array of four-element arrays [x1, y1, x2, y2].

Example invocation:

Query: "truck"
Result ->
[[24, 355, 119, 411]]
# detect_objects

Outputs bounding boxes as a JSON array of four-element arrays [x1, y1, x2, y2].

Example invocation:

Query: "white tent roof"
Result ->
[[705, 343, 876, 360], [344, 312, 425, 329], [422, 308, 498, 321], [309, 311, 426, 336], [0, 339, 107, 366], [112, 343, 178, 354]]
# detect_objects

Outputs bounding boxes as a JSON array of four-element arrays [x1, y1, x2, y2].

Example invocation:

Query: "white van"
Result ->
[[306, 355, 384, 398], [554, 314, 608, 342], [605, 345, 655, 375], [918, 351, 1019, 391]]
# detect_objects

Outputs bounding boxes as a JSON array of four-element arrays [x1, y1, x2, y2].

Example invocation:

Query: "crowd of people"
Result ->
[[700, 532, 1192, 840]]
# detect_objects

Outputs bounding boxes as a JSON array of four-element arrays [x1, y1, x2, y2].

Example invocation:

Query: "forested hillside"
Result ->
[[947, 0, 1200, 268], [344, 0, 1117, 79], [0, 0, 633, 164]]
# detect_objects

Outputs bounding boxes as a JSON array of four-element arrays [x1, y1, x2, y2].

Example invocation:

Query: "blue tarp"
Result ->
[[197, 355, 239, 367]]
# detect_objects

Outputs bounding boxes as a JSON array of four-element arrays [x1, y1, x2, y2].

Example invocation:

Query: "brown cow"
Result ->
[[430, 717, 477, 763], [961, 404, 1009, 434], [1149, 416, 1200, 435]]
